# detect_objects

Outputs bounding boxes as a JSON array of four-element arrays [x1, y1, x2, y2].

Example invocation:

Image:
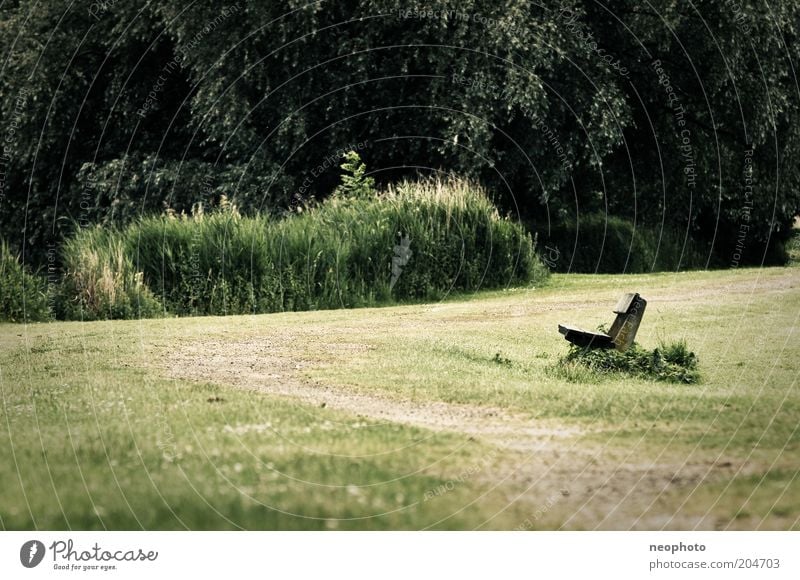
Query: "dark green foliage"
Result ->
[[559, 340, 700, 384], [1, 1, 797, 268], [542, 213, 706, 273], [574, 1, 800, 267], [61, 179, 547, 318], [72, 155, 293, 229], [126, 205, 279, 316], [0, 241, 51, 322]]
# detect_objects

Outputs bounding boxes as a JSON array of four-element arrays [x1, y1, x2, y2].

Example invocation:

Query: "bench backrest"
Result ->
[[608, 293, 647, 351]]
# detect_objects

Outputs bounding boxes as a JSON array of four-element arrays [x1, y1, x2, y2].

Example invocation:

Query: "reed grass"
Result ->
[[57, 228, 162, 320], [58, 178, 547, 318]]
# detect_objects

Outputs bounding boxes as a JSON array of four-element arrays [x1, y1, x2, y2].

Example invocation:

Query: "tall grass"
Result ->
[[59, 178, 547, 318], [57, 228, 162, 320], [0, 240, 51, 322]]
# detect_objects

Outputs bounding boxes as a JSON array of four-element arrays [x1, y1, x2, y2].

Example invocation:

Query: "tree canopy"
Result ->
[[1, 0, 798, 267]]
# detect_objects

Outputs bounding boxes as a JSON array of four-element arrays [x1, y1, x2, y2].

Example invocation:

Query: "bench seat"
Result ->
[[557, 324, 615, 349]]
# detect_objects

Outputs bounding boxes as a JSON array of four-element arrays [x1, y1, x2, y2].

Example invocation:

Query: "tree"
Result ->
[[1, 0, 797, 269], [576, 0, 800, 265]]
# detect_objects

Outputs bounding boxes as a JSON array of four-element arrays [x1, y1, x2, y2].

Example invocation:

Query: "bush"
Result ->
[[787, 225, 800, 266], [333, 151, 376, 200], [0, 240, 51, 322], [540, 213, 706, 273], [56, 227, 163, 320], [60, 178, 548, 317], [558, 339, 700, 384]]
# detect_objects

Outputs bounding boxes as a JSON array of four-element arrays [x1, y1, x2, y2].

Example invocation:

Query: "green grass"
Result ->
[[1, 329, 513, 530], [315, 269, 800, 449], [1, 266, 798, 530]]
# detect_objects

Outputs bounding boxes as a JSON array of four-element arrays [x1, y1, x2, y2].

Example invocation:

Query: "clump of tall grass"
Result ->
[[56, 227, 162, 320], [128, 202, 278, 316], [59, 177, 547, 318], [556, 339, 700, 384], [373, 178, 548, 298], [0, 240, 51, 322]]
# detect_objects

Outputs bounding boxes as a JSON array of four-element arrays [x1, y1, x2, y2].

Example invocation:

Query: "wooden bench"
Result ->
[[558, 293, 647, 352]]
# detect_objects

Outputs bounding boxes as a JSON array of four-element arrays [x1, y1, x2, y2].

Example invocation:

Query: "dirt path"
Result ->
[[162, 338, 582, 449]]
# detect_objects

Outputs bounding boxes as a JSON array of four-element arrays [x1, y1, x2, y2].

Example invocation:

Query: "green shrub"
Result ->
[[60, 178, 547, 318], [0, 240, 51, 322], [333, 151, 376, 200], [56, 227, 163, 320], [787, 226, 800, 267], [541, 213, 705, 273], [557, 339, 700, 384]]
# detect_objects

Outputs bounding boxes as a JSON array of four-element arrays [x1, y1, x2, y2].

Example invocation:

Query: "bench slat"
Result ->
[[612, 292, 639, 314]]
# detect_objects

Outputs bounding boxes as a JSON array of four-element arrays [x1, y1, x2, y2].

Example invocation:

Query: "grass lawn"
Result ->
[[1, 266, 798, 530]]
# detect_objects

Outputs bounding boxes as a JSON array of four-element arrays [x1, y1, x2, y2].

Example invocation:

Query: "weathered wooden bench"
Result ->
[[558, 292, 647, 352]]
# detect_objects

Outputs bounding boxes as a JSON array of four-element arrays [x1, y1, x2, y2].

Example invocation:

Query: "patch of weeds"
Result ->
[[492, 352, 512, 366], [557, 339, 700, 384]]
